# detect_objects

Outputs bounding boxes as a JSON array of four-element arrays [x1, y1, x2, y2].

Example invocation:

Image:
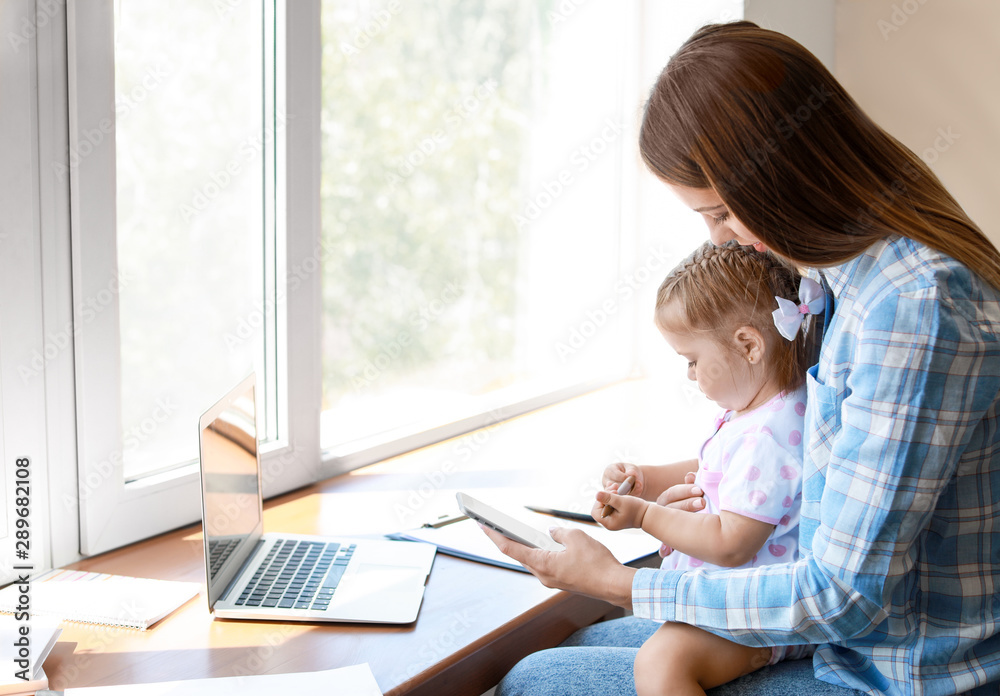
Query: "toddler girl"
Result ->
[[594, 240, 823, 696]]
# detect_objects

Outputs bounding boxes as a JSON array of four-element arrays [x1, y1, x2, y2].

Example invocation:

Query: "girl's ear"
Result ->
[[733, 325, 766, 365]]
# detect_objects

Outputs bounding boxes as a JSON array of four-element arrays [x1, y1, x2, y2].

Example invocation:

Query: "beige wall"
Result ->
[[745, 0, 836, 70], [835, 0, 1000, 247]]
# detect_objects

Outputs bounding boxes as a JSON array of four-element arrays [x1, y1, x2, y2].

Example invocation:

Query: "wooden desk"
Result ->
[[43, 379, 704, 694], [44, 530, 625, 695]]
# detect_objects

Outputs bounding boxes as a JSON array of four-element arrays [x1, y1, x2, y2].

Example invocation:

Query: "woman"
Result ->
[[484, 21, 1000, 696]]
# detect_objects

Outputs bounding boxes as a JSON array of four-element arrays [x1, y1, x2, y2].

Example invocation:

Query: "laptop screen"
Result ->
[[198, 374, 263, 608]]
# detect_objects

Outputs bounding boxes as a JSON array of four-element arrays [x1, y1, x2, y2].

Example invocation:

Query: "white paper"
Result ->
[[62, 664, 383, 695], [0, 615, 62, 682]]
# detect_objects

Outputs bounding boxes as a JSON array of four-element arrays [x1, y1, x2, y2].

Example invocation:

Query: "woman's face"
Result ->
[[666, 183, 768, 252]]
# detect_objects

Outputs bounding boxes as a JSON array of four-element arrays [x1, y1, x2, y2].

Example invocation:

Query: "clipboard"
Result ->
[[387, 517, 527, 572], [388, 506, 658, 572]]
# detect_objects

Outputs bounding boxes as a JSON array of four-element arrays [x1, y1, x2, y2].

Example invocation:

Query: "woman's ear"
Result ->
[[734, 325, 766, 365]]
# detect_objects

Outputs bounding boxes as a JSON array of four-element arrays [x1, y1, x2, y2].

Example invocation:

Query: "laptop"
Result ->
[[197, 373, 436, 623]]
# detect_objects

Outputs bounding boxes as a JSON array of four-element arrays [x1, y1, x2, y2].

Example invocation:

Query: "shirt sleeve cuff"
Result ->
[[631, 567, 682, 622]]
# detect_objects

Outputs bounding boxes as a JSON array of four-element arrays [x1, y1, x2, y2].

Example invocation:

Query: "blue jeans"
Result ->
[[495, 616, 866, 696]]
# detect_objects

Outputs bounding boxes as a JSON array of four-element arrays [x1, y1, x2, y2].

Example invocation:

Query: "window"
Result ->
[[113, 1, 272, 480], [319, 0, 636, 459], [66, 1, 291, 555], [27, 0, 740, 566]]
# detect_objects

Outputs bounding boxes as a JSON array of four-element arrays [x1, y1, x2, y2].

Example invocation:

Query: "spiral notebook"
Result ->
[[0, 569, 200, 630]]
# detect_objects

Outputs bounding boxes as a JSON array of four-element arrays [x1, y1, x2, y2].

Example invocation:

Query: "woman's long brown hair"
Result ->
[[639, 21, 1000, 289]]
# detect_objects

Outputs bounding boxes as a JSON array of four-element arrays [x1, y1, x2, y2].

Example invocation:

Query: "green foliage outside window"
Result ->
[[321, 1, 557, 405]]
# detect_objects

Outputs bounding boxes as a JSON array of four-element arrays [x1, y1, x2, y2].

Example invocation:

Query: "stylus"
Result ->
[[524, 506, 596, 524]]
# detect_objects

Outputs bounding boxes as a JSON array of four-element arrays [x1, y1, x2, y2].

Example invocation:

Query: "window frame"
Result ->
[[65, 0, 320, 556], [0, 0, 54, 584]]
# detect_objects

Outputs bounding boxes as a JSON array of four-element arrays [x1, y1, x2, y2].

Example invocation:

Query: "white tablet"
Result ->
[[456, 492, 565, 553]]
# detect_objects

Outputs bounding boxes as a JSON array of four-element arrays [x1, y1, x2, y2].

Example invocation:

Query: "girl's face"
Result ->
[[657, 305, 772, 415], [666, 183, 768, 252]]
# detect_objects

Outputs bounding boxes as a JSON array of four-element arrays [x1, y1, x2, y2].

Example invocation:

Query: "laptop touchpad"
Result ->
[[354, 563, 425, 592]]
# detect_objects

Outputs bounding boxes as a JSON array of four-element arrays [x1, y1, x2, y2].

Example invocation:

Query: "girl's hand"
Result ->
[[479, 525, 636, 608], [592, 490, 649, 531], [601, 462, 646, 500], [654, 471, 705, 512]]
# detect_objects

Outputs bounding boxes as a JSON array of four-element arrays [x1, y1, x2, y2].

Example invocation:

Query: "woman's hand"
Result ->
[[480, 525, 637, 608], [655, 471, 705, 512], [654, 471, 705, 556], [601, 462, 646, 500]]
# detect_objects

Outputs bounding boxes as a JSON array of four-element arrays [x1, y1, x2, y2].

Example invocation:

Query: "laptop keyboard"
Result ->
[[209, 538, 241, 576], [235, 539, 356, 611]]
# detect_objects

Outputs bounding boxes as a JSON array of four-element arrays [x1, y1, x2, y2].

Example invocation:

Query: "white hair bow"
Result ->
[[772, 277, 825, 341]]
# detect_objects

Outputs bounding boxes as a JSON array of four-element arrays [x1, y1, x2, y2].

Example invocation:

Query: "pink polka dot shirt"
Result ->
[[660, 384, 806, 572]]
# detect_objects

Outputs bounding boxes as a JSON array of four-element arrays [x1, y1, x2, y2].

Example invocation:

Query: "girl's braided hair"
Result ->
[[655, 241, 820, 392]]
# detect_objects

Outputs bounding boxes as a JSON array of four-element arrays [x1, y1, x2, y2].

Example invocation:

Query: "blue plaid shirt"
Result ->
[[633, 235, 1000, 695]]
